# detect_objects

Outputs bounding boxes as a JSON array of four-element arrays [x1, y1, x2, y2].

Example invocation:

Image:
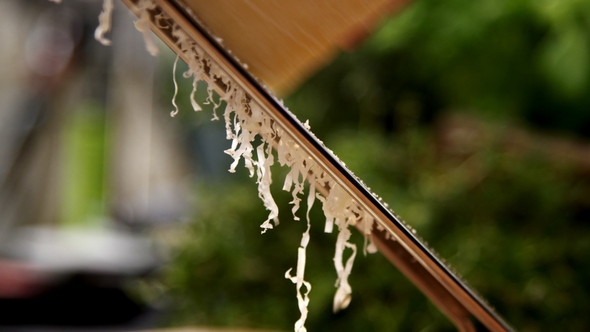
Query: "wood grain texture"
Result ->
[[181, 0, 406, 95]]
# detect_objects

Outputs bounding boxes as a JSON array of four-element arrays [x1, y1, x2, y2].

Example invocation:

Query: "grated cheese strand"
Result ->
[[188, 75, 202, 112], [170, 54, 180, 117], [332, 225, 357, 312], [205, 85, 221, 121], [319, 183, 359, 312], [284, 180, 316, 332], [134, 0, 159, 56], [255, 142, 279, 233], [285, 252, 311, 332], [362, 210, 378, 255], [94, 0, 114, 46]]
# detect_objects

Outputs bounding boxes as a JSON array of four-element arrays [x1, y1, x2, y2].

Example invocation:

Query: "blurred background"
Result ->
[[1, 0, 590, 331]]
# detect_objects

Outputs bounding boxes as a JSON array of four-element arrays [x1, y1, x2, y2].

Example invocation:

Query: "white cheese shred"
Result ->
[[332, 219, 357, 312], [134, 0, 159, 56], [318, 184, 359, 312], [94, 0, 114, 46], [285, 246, 312, 332], [170, 54, 180, 117], [255, 142, 279, 233], [285, 179, 315, 332], [362, 211, 378, 255], [188, 75, 202, 112]]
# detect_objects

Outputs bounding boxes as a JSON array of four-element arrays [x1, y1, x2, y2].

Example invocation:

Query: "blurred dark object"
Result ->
[[0, 226, 162, 330], [0, 273, 154, 328]]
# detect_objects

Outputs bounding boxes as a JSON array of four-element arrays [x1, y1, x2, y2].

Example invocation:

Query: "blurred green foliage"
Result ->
[[288, 0, 590, 135], [161, 0, 590, 331]]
